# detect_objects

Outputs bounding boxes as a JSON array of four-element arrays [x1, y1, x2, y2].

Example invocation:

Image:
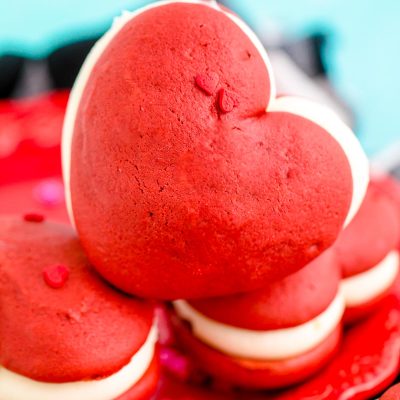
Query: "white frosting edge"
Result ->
[[222, 10, 276, 106], [0, 325, 158, 400], [61, 0, 276, 227], [268, 96, 369, 227], [173, 291, 344, 360], [340, 250, 399, 308]]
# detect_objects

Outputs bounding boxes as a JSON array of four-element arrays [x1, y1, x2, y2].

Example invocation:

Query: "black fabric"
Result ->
[[0, 56, 24, 98], [48, 38, 97, 88]]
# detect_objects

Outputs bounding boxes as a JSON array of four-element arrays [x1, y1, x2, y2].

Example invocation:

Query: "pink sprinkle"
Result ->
[[23, 213, 45, 223], [43, 264, 70, 289], [33, 179, 64, 207], [195, 72, 219, 95], [218, 88, 239, 113], [160, 347, 192, 381]]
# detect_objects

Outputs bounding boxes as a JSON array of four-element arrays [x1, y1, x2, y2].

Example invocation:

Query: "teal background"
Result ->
[[228, 0, 400, 157], [1, 0, 399, 156], [0, 0, 153, 58]]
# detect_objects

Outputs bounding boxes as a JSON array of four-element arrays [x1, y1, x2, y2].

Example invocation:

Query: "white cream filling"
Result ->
[[340, 250, 399, 308], [173, 291, 344, 361], [0, 325, 158, 400], [61, 0, 275, 227], [268, 96, 369, 227]]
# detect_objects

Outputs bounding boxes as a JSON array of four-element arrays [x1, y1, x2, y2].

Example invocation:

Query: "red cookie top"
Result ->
[[0, 216, 154, 383], [381, 383, 400, 400], [373, 174, 400, 248], [334, 181, 400, 278], [188, 249, 340, 330], [66, 1, 359, 299]]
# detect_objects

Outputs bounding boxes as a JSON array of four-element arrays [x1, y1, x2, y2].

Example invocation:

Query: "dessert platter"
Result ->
[[1, 1, 400, 399]]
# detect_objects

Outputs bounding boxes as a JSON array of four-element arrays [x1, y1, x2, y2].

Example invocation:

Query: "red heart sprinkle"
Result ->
[[218, 89, 239, 113], [43, 264, 70, 289], [23, 213, 45, 223], [195, 72, 219, 95]]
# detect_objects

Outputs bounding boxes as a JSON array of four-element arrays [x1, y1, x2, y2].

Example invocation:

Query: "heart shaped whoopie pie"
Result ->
[[62, 0, 369, 299], [0, 216, 158, 400]]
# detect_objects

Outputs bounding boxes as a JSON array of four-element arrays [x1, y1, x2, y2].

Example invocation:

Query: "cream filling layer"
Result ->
[[341, 250, 399, 308], [61, 0, 275, 227], [173, 292, 344, 361], [0, 325, 158, 400]]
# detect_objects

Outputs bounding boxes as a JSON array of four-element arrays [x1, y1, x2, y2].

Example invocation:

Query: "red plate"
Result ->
[[1, 92, 400, 400]]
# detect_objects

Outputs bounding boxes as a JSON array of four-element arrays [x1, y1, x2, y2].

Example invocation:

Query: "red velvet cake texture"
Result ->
[[69, 2, 353, 299], [0, 216, 154, 383]]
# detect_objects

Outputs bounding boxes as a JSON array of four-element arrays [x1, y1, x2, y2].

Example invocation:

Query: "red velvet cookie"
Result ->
[[188, 249, 340, 330], [372, 173, 400, 249], [333, 181, 400, 323], [381, 383, 400, 400], [63, 1, 369, 299], [0, 215, 159, 400], [172, 250, 344, 389], [174, 319, 341, 390]]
